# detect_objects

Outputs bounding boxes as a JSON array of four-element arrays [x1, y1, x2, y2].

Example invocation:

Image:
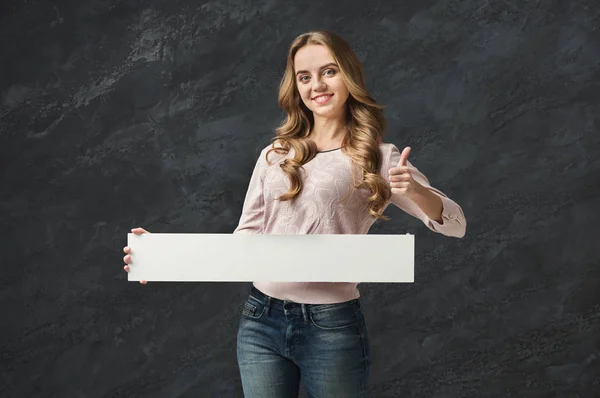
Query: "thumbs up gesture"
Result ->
[[388, 147, 423, 199]]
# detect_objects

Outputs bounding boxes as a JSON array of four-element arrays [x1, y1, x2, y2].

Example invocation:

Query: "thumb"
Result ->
[[398, 146, 411, 167]]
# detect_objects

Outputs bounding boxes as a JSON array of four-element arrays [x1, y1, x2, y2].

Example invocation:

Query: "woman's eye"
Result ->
[[299, 69, 335, 82]]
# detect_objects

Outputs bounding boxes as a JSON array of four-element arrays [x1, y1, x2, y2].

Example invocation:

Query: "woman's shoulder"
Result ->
[[258, 141, 290, 164], [378, 141, 401, 156]]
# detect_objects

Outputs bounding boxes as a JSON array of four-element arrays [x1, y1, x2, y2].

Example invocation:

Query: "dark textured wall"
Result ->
[[2, 0, 599, 396]]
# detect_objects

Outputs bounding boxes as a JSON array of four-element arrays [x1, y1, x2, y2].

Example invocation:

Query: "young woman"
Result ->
[[123, 31, 466, 397]]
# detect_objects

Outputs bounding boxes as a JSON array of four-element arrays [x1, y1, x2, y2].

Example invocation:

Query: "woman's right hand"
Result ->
[[123, 227, 151, 284]]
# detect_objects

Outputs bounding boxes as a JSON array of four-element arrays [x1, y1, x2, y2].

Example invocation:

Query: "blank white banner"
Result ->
[[126, 233, 414, 283]]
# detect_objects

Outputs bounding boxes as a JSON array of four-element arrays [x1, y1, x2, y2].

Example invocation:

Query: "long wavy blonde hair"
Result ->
[[267, 30, 391, 219]]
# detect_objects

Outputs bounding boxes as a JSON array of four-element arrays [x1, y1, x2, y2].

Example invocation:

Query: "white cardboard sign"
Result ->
[[126, 233, 414, 283]]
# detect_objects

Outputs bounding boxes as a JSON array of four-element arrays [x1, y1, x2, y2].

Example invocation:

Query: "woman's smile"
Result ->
[[313, 93, 333, 104]]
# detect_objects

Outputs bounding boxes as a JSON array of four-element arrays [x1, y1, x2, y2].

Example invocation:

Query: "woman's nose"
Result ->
[[312, 79, 326, 90]]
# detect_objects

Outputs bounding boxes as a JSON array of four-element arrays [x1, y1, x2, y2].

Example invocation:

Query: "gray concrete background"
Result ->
[[1, 0, 599, 396]]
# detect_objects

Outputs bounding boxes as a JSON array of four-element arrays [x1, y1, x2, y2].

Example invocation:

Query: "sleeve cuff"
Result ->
[[428, 194, 466, 238]]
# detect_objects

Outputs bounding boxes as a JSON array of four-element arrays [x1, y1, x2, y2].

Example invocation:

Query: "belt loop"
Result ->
[[301, 304, 308, 323], [266, 296, 272, 317]]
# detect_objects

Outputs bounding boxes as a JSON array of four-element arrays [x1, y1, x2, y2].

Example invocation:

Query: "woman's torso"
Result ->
[[249, 144, 396, 304]]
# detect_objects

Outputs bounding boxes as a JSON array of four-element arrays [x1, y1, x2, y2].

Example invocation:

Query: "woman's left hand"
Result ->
[[388, 147, 424, 199]]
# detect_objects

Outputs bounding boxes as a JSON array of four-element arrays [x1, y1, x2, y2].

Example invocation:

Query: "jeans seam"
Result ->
[[309, 300, 358, 314], [357, 311, 369, 375], [242, 300, 266, 320]]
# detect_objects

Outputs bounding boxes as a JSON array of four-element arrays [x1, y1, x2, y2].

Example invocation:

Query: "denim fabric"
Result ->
[[237, 285, 371, 397]]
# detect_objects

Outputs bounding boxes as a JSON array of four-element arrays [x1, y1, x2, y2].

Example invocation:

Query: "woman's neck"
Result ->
[[309, 119, 347, 151]]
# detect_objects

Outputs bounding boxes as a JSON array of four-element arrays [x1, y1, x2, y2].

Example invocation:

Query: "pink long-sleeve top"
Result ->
[[234, 142, 466, 304]]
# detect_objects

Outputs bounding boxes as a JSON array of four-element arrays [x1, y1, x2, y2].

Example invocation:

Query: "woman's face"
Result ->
[[293, 44, 350, 119]]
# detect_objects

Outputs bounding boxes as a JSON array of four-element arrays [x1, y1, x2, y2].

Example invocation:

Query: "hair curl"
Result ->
[[267, 30, 391, 219]]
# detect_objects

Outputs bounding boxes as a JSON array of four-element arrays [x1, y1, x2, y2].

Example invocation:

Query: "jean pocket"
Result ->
[[241, 296, 266, 320], [309, 303, 360, 331]]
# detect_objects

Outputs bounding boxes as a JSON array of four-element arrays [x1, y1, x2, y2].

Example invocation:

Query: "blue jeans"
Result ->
[[236, 285, 371, 397]]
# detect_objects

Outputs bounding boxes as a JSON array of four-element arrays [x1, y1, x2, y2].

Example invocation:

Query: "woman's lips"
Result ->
[[313, 94, 333, 104]]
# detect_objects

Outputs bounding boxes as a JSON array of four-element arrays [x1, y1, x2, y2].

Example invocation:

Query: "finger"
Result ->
[[140, 280, 147, 284], [389, 174, 410, 182], [398, 146, 411, 167], [131, 227, 151, 235], [124, 265, 129, 272], [123, 254, 131, 264], [388, 165, 409, 175], [390, 181, 409, 188], [123, 246, 130, 254]]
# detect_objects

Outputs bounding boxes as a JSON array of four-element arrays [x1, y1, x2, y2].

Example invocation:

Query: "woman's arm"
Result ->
[[233, 147, 269, 234], [382, 144, 467, 238]]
